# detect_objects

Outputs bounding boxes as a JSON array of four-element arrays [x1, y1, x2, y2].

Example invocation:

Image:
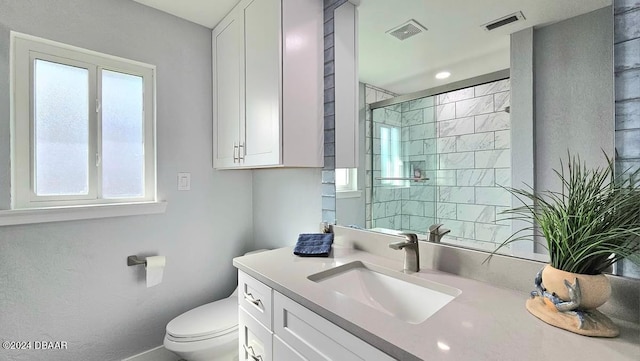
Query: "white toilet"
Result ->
[[163, 295, 238, 361], [163, 250, 266, 361]]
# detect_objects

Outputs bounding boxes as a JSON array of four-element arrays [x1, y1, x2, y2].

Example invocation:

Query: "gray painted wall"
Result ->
[[0, 0, 254, 360], [252, 168, 322, 249], [509, 27, 536, 254], [534, 7, 615, 194]]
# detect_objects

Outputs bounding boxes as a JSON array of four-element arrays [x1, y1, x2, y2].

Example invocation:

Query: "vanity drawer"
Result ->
[[273, 291, 396, 361], [238, 271, 273, 329], [239, 308, 273, 361]]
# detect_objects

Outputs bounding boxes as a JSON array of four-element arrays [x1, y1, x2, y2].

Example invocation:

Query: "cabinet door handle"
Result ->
[[243, 292, 263, 309], [242, 344, 264, 361], [238, 143, 245, 162], [233, 143, 239, 163]]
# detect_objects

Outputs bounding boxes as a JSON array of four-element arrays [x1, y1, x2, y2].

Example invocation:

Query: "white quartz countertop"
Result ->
[[233, 246, 640, 361]]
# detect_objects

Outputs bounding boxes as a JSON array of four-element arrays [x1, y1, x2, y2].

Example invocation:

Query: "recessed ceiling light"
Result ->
[[435, 71, 451, 79]]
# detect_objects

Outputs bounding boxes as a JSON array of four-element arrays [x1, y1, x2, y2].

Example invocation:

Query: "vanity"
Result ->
[[233, 229, 640, 361], [237, 268, 395, 361]]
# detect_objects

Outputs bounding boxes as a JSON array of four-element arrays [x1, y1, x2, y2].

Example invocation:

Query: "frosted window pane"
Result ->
[[34, 59, 89, 196], [390, 127, 403, 186], [379, 126, 403, 186], [335, 168, 349, 187], [101, 70, 144, 198]]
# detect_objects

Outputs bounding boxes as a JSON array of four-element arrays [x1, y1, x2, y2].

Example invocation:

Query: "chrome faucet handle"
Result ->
[[389, 232, 420, 272], [428, 224, 450, 243]]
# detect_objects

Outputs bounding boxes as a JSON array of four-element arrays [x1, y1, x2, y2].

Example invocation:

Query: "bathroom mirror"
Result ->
[[331, 0, 640, 277]]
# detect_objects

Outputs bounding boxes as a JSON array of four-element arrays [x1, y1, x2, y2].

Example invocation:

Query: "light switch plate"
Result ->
[[177, 172, 191, 191]]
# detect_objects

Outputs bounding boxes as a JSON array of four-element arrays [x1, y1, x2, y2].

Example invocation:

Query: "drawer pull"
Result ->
[[242, 344, 264, 361], [243, 292, 263, 308], [233, 143, 239, 163]]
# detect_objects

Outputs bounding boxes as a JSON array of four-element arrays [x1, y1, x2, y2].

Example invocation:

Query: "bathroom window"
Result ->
[[336, 168, 358, 192], [379, 125, 404, 186], [11, 33, 156, 209]]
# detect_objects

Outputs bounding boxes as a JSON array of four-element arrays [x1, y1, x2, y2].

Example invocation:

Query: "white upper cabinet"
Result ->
[[213, 14, 242, 168], [243, 0, 280, 167], [212, 0, 323, 169]]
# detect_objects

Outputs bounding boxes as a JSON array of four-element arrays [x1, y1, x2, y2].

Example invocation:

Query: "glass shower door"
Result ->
[[367, 79, 513, 252], [369, 98, 437, 235]]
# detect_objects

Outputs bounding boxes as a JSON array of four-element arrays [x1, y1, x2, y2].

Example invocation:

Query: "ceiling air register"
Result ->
[[386, 19, 428, 41]]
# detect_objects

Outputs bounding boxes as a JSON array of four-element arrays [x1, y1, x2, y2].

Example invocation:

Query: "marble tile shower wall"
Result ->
[[369, 79, 513, 251], [433, 79, 512, 251]]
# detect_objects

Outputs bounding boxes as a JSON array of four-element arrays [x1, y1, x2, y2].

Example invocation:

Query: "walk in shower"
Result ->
[[365, 78, 512, 252]]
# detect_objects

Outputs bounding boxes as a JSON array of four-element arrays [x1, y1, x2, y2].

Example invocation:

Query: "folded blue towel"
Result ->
[[293, 233, 334, 257]]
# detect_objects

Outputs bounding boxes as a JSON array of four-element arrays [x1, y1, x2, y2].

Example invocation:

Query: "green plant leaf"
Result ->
[[487, 152, 640, 275]]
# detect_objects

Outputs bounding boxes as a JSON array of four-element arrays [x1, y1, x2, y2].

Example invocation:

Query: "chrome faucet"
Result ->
[[428, 224, 451, 243], [389, 232, 420, 272]]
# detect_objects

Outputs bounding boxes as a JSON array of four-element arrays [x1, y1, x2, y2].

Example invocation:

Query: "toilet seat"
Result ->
[[165, 324, 238, 343], [166, 297, 238, 342]]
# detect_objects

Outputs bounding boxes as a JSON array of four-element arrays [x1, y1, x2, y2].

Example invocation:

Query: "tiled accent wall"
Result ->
[[368, 79, 513, 251], [364, 84, 398, 229], [321, 0, 348, 224], [614, 0, 640, 277]]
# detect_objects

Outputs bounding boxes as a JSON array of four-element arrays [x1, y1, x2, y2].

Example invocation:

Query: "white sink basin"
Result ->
[[308, 261, 461, 324]]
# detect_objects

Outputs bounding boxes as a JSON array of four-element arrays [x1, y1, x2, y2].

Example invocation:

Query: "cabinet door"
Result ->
[[242, 0, 282, 167], [274, 335, 308, 361], [239, 309, 273, 361], [273, 292, 396, 361], [213, 12, 242, 168]]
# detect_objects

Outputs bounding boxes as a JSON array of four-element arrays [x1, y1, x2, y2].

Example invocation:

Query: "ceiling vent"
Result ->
[[482, 11, 526, 31], [387, 20, 428, 41]]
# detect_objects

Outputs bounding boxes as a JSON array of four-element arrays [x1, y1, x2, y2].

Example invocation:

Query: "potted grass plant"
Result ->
[[493, 153, 640, 336]]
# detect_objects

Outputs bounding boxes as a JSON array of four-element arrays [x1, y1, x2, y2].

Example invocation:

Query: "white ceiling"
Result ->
[[131, 0, 611, 95], [360, 0, 612, 94], [132, 0, 240, 28]]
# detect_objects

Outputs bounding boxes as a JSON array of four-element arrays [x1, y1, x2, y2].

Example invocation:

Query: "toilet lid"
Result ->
[[166, 297, 238, 339]]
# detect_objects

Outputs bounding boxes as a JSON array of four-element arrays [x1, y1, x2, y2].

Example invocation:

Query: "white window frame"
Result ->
[[10, 32, 158, 211], [335, 168, 362, 198], [336, 168, 358, 192]]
